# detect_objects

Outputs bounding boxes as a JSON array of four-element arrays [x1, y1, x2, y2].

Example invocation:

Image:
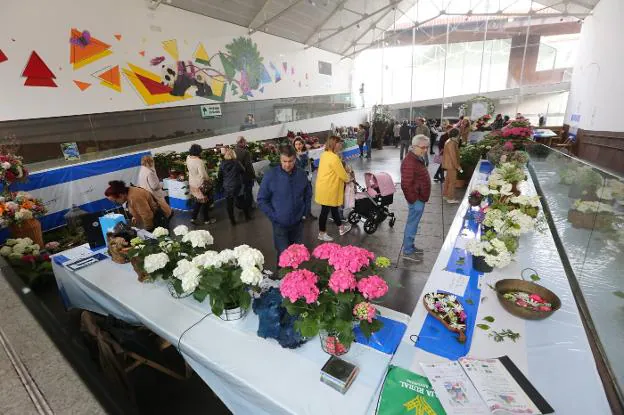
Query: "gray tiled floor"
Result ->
[[173, 146, 465, 315]]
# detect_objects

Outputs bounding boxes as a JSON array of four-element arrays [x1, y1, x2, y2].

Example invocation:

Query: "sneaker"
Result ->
[[446, 199, 460, 204], [308, 213, 318, 220], [339, 223, 352, 236], [204, 218, 217, 225], [414, 247, 424, 254], [402, 252, 423, 262], [318, 233, 334, 242]]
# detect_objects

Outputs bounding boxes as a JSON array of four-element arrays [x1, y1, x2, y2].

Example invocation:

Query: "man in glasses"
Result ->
[[400, 134, 431, 262]]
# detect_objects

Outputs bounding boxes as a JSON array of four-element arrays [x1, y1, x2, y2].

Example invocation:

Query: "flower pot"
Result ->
[[319, 329, 351, 356], [9, 218, 44, 248], [510, 182, 521, 197], [219, 305, 249, 321], [472, 255, 494, 273], [130, 257, 150, 282]]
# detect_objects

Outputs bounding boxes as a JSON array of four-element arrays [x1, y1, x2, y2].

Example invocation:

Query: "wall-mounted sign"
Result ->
[[61, 142, 80, 161], [200, 104, 222, 119]]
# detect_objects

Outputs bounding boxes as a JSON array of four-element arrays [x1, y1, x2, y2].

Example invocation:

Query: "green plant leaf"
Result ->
[[613, 290, 624, 299], [238, 289, 251, 310], [193, 289, 208, 303], [465, 298, 474, 305], [476, 324, 490, 330], [296, 318, 319, 337], [530, 273, 541, 281], [359, 321, 372, 339], [483, 316, 495, 323]]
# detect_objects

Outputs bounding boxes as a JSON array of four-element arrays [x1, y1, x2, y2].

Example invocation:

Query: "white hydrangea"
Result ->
[[499, 183, 513, 196], [218, 249, 237, 264], [240, 267, 263, 285], [235, 246, 264, 270], [0, 246, 12, 256], [182, 230, 214, 248], [192, 251, 222, 268], [143, 252, 170, 274], [173, 225, 189, 236], [159, 240, 174, 253], [172, 259, 201, 293], [472, 184, 491, 196], [14, 209, 34, 221], [152, 227, 169, 238], [11, 244, 26, 255], [483, 209, 504, 228], [5, 239, 18, 246], [1, 162, 10, 170], [510, 195, 540, 207]]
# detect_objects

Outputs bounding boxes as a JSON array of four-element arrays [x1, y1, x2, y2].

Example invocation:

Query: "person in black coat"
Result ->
[[234, 136, 256, 210], [218, 148, 250, 225]]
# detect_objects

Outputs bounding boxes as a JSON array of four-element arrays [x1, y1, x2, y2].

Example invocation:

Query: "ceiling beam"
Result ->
[[566, 0, 595, 10], [443, 11, 590, 17], [306, 0, 401, 49], [249, 0, 306, 34], [341, 8, 396, 55], [248, 0, 273, 29], [304, 0, 350, 45]]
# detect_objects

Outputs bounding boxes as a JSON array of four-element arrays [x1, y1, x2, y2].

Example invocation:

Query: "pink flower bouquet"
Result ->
[[278, 243, 391, 354]]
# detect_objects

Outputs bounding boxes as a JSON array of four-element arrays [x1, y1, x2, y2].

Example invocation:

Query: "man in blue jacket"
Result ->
[[258, 145, 312, 264]]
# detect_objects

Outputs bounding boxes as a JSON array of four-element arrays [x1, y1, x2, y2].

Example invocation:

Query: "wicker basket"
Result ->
[[107, 235, 130, 264], [495, 279, 561, 320], [9, 218, 44, 248], [567, 209, 614, 230], [130, 257, 150, 282]]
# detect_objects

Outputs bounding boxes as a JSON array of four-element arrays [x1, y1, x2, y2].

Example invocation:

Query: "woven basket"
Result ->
[[130, 257, 150, 282], [10, 218, 44, 248], [107, 235, 130, 264]]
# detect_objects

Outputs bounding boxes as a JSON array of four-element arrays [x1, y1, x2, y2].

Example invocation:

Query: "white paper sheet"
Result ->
[[421, 361, 490, 415], [436, 270, 470, 297]]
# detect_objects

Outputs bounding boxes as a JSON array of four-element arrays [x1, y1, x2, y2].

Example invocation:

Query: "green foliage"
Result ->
[[489, 329, 520, 343], [476, 324, 490, 330], [224, 37, 265, 91], [459, 144, 482, 179], [483, 316, 495, 323], [530, 273, 541, 282], [196, 265, 252, 316], [613, 290, 624, 299], [8, 256, 53, 287]]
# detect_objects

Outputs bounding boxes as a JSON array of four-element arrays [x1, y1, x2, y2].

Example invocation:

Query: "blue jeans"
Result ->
[[403, 200, 425, 254], [273, 221, 304, 263], [365, 138, 372, 157]]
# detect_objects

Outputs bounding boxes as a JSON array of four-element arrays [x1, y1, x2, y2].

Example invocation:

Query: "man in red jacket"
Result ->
[[400, 134, 431, 262]]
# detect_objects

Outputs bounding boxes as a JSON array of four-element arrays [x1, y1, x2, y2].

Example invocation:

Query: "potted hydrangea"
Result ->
[[466, 235, 516, 273], [0, 237, 52, 288], [278, 243, 391, 356], [0, 192, 47, 247]]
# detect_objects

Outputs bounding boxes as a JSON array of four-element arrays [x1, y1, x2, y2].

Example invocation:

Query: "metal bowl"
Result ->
[[495, 279, 561, 320]]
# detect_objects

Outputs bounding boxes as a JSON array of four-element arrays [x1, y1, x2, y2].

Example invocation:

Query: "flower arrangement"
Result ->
[[473, 114, 492, 132], [278, 243, 390, 355], [423, 293, 467, 342], [468, 190, 484, 207], [0, 238, 52, 286], [0, 192, 47, 227], [502, 291, 552, 312], [0, 153, 28, 192], [466, 237, 515, 269], [500, 118, 533, 147]]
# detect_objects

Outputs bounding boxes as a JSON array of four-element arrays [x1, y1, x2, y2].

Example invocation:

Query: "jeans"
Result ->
[[365, 138, 372, 158], [399, 141, 410, 160], [359, 144, 364, 157], [319, 205, 342, 232], [403, 200, 425, 255], [273, 221, 304, 262]]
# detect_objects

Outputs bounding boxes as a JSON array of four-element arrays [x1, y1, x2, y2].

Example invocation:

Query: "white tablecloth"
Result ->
[[390, 162, 610, 414], [52, 251, 408, 414]]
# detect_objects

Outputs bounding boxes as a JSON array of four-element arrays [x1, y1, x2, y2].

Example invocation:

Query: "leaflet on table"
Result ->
[[421, 361, 490, 415], [459, 357, 540, 414], [435, 270, 469, 297]]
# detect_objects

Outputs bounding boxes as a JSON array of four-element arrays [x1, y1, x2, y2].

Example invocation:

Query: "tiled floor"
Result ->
[[4, 146, 465, 414]]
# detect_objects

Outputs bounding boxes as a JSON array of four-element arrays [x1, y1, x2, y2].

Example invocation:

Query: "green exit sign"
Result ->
[[200, 104, 222, 119]]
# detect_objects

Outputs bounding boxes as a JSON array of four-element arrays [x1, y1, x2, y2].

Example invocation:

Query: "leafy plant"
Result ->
[[224, 37, 265, 96], [483, 316, 495, 323], [191, 265, 252, 316], [489, 329, 520, 343], [476, 324, 490, 330], [459, 144, 482, 179]]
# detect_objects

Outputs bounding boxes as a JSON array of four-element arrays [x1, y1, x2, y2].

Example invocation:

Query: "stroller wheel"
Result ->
[[348, 211, 361, 224], [389, 217, 396, 227], [364, 219, 378, 234]]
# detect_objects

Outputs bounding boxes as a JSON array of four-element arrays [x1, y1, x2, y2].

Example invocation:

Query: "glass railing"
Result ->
[[528, 145, 624, 403], [0, 92, 355, 171]]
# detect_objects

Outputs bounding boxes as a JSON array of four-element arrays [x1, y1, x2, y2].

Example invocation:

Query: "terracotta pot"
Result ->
[[130, 257, 150, 282], [10, 218, 44, 248]]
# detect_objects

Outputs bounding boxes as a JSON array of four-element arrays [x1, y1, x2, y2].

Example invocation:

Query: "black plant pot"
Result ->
[[472, 255, 494, 273]]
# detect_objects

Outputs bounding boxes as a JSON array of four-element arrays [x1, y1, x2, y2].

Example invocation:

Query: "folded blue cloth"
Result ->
[[354, 316, 407, 355]]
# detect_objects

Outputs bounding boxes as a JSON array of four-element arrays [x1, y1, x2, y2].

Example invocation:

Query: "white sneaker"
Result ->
[[446, 199, 460, 204], [339, 223, 352, 236], [318, 233, 334, 242]]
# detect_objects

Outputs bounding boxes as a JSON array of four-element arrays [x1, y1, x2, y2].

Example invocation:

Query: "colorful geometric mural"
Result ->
[[22, 51, 57, 87], [70, 29, 112, 70], [93, 65, 121, 92], [193, 43, 210, 65], [162, 39, 179, 61], [0, 50, 7, 64], [73, 80, 92, 91], [122, 63, 190, 106]]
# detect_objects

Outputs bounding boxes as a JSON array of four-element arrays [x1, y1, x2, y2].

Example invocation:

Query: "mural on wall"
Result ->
[[0, 50, 7, 64], [22, 51, 57, 87], [93, 65, 121, 92], [73, 80, 91, 91], [69, 29, 112, 70]]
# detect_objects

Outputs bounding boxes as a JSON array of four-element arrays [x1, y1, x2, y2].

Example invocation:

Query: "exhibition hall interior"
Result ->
[[1, 0, 624, 414]]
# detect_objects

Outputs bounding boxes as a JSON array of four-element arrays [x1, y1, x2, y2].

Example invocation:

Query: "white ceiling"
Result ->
[[161, 0, 599, 57]]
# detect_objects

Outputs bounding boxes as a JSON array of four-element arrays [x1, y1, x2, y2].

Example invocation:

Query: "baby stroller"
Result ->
[[347, 172, 396, 234]]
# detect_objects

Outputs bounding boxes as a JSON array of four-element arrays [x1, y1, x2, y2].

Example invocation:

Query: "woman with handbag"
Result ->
[[137, 155, 167, 204], [218, 148, 251, 226], [104, 181, 172, 231], [186, 144, 216, 225]]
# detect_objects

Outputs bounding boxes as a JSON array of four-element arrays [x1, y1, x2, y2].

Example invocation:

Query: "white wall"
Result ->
[[565, 0, 623, 131], [0, 0, 352, 121]]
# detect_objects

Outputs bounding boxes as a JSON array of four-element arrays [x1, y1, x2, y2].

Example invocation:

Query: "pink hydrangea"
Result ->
[[357, 275, 388, 300], [280, 269, 320, 304], [503, 141, 514, 151], [328, 245, 375, 273], [353, 302, 377, 323], [312, 242, 341, 260], [328, 270, 357, 293], [278, 244, 310, 269]]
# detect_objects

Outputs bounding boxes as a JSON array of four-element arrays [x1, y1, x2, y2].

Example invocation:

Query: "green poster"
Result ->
[[377, 366, 446, 415]]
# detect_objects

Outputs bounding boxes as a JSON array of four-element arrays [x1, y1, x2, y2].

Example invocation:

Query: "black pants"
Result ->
[[434, 166, 445, 181], [319, 205, 342, 232], [192, 201, 211, 221], [430, 135, 437, 154], [226, 196, 251, 223], [243, 180, 254, 208]]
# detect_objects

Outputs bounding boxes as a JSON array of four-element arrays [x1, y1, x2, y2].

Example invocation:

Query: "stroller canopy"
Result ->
[[365, 172, 396, 197]]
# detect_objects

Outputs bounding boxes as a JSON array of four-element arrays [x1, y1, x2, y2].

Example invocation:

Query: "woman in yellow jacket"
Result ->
[[315, 136, 353, 241]]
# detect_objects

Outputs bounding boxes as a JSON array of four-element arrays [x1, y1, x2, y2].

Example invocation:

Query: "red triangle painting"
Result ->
[[135, 73, 173, 95], [22, 51, 57, 87], [139, 51, 145, 57], [114, 34, 122, 41], [0, 49, 7, 64]]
